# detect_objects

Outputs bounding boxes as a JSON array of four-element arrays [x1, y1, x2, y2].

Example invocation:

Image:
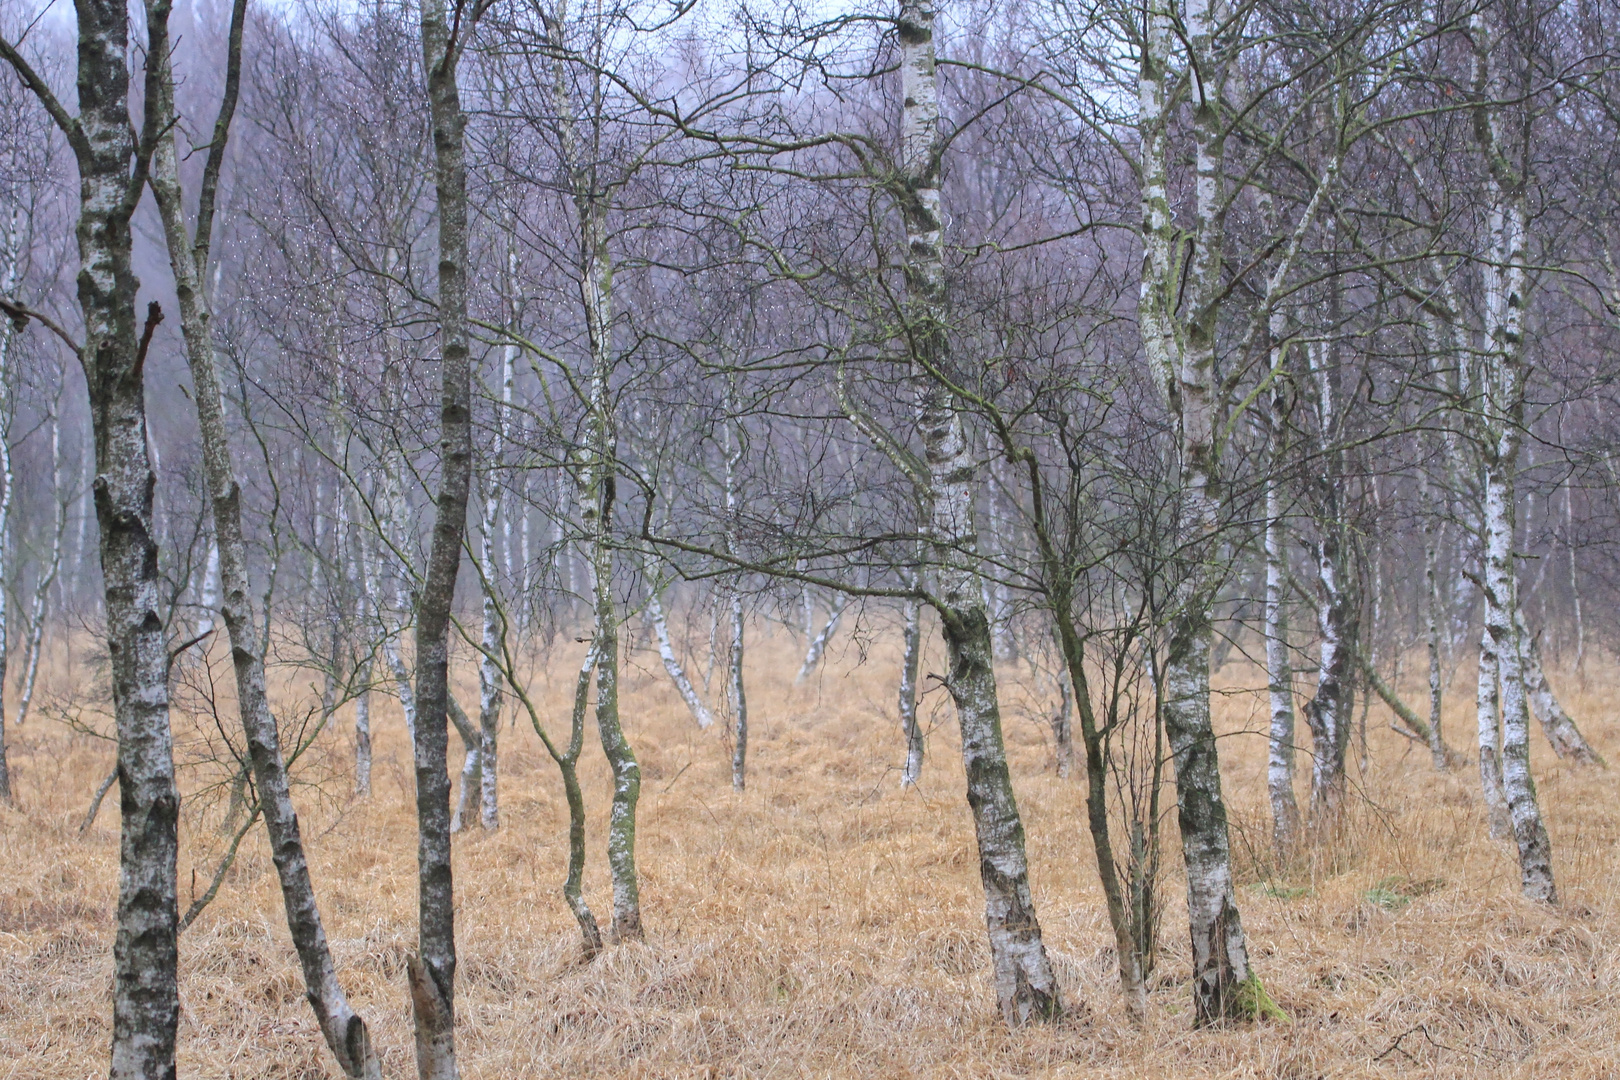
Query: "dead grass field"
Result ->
[[2, 627, 1619, 1079]]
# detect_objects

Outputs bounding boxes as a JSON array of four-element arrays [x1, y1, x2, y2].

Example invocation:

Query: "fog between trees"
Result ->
[[4, 0, 1620, 1075]]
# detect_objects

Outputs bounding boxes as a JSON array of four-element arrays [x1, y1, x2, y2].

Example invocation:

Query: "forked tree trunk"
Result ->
[[898, 1, 1061, 1027], [551, 14, 644, 941], [146, 3, 382, 1072], [1483, 471, 1555, 900], [413, 0, 475, 1071]]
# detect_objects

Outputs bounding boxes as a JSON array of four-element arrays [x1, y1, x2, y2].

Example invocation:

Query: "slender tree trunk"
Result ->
[[1476, 620, 1513, 838], [1424, 476, 1448, 769], [476, 339, 515, 831], [0, 212, 15, 802], [1471, 2, 1555, 906], [1515, 606, 1600, 764], [899, 588, 924, 786], [0, 0, 187, 1070], [795, 592, 849, 683], [412, 1, 475, 1071], [559, 647, 604, 955], [646, 588, 715, 729], [724, 401, 747, 791], [1050, 661, 1073, 781], [1136, 0, 1258, 1023], [899, 1, 1061, 1027], [729, 582, 747, 791], [146, 6, 382, 1071], [550, 18, 644, 941], [581, 256, 641, 943], [1264, 473, 1298, 858], [14, 401, 66, 732]]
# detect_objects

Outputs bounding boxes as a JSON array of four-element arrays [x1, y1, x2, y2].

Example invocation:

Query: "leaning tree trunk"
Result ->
[[898, 0, 1061, 1027], [795, 592, 849, 683], [145, 1, 383, 1072], [1515, 605, 1601, 765], [646, 588, 715, 730], [412, 1, 475, 1073]]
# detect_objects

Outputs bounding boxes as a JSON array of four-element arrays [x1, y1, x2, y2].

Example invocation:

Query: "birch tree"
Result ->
[[2, 3, 181, 1072], [143, 0, 384, 1073], [410, 0, 481, 1071], [1469, 1, 1556, 903]]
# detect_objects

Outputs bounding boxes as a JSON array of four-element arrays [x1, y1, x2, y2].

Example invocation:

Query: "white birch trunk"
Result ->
[[1472, 9, 1555, 900], [900, 1, 1061, 1026], [1515, 605, 1600, 765], [795, 592, 848, 683], [646, 588, 715, 730], [553, 26, 643, 939], [1136, 0, 1258, 1022], [899, 588, 924, 787], [1264, 473, 1298, 857], [0, 209, 15, 800], [14, 401, 66, 731]]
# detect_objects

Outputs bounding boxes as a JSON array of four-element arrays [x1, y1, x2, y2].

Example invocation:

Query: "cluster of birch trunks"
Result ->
[[2, 0, 1618, 1074]]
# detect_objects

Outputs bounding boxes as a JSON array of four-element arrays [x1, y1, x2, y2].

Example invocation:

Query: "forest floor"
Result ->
[[1, 627, 1618, 1078]]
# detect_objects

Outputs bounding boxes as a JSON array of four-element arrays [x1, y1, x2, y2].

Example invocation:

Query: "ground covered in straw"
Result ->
[[1, 632, 1617, 1078]]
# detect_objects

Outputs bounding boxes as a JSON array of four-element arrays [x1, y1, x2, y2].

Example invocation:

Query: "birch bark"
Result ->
[[0, 209, 16, 801], [899, 1, 1061, 1026], [0, 2, 182, 1072], [1514, 606, 1600, 764], [1472, 8, 1555, 903], [1264, 457, 1298, 857], [548, 10, 643, 940], [898, 587, 924, 786], [1136, 0, 1256, 1022], [412, 0, 476, 1069], [144, 3, 382, 1072], [646, 588, 715, 729]]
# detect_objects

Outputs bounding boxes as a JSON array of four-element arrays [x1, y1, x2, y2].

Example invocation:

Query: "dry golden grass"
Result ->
[[3, 628, 1619, 1078]]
